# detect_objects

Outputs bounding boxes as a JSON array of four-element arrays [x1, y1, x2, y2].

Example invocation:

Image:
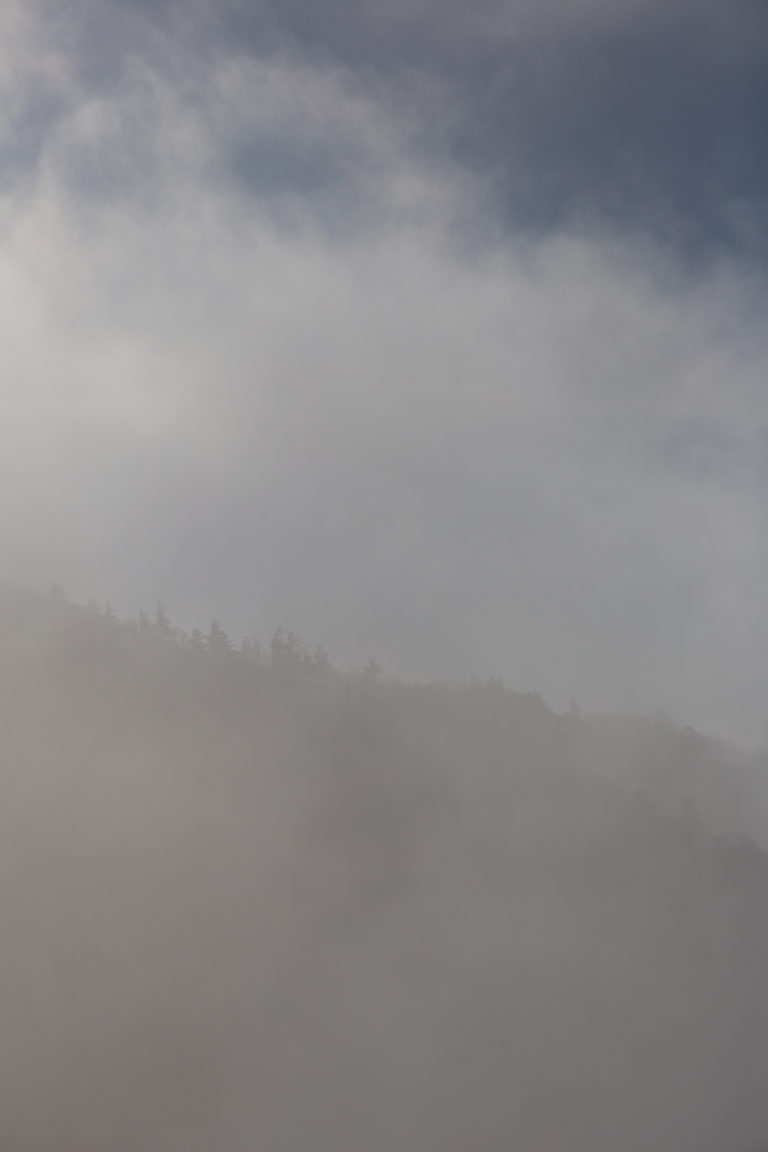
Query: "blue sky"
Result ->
[[2, 0, 768, 739]]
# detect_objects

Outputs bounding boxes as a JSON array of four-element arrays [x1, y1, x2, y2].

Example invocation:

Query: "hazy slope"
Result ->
[[2, 583, 768, 1151]]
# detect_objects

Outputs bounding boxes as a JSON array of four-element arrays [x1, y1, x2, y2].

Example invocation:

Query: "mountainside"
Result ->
[[2, 581, 768, 1151]]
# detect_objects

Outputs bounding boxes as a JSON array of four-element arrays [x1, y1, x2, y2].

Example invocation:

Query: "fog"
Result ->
[[3, 584, 768, 1150], [3, 0, 768, 1147]]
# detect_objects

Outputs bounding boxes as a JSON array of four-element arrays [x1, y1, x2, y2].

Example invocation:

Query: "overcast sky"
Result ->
[[2, 0, 768, 740]]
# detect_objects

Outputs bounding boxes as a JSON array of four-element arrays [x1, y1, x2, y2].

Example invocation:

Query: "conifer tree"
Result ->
[[154, 601, 176, 641], [207, 617, 231, 657]]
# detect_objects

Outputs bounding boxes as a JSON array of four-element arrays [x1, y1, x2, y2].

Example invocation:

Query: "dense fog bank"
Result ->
[[2, 582, 768, 1151]]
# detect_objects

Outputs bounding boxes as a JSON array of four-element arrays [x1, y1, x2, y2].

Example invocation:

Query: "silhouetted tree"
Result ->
[[154, 601, 176, 642], [207, 617, 231, 657], [363, 657, 384, 682], [239, 635, 263, 663], [304, 644, 332, 674], [270, 626, 285, 673]]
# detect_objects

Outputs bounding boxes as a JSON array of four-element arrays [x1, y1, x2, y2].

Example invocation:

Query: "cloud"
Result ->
[[11, 0, 768, 244], [2, 5, 768, 741], [171, 0, 768, 246]]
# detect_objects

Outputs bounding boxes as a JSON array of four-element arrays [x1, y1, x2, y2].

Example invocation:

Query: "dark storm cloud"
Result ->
[[251, 0, 768, 251], [69, 0, 768, 251]]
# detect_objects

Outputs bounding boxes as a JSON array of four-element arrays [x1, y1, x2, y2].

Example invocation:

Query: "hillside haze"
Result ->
[[4, 0, 768, 1145], [3, 582, 768, 1151]]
